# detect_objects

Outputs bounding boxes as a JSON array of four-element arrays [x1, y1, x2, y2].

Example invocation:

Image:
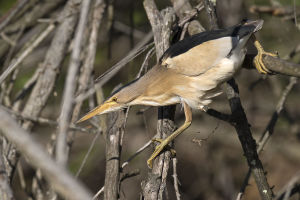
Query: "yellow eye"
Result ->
[[111, 97, 117, 102]]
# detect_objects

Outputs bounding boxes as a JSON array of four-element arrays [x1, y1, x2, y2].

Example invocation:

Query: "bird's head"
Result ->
[[77, 79, 142, 123]]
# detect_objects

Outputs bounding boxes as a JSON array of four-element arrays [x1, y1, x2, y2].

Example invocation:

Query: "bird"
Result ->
[[77, 19, 276, 168]]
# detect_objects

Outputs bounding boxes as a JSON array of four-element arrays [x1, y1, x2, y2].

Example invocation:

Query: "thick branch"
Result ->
[[0, 148, 14, 200], [202, 1, 273, 199], [225, 79, 273, 200], [142, 1, 175, 199], [5, 0, 81, 180], [0, 107, 92, 200], [56, 0, 91, 166], [263, 54, 300, 77], [104, 109, 125, 200]]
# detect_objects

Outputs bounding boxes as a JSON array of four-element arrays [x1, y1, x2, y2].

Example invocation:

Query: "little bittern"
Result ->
[[78, 20, 275, 168]]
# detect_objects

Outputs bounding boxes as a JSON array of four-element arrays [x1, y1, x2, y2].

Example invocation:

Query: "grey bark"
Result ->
[[142, 1, 175, 199], [104, 109, 125, 200], [0, 106, 93, 200]]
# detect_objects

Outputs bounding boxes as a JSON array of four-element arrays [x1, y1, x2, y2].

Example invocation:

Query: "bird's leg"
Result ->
[[147, 102, 192, 168], [253, 39, 278, 74]]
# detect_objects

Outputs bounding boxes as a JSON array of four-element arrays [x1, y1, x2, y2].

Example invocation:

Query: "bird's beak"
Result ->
[[76, 100, 120, 123]]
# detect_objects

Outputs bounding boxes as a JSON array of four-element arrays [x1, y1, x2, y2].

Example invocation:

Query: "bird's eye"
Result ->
[[111, 97, 117, 102]]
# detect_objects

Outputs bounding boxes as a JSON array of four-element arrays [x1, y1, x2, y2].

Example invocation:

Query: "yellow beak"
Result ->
[[76, 101, 118, 123]]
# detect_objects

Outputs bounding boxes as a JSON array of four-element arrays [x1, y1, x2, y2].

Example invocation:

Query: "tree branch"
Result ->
[[263, 54, 300, 77], [0, 106, 93, 200], [142, 1, 175, 199], [204, 1, 273, 199], [56, 0, 92, 167]]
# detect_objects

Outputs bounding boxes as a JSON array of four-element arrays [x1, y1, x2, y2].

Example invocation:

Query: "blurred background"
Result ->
[[1, 0, 300, 199]]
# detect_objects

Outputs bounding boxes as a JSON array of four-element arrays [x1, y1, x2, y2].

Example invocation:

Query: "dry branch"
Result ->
[[75, 32, 153, 103], [204, 1, 273, 199], [0, 0, 65, 59], [237, 76, 298, 199], [0, 148, 14, 200], [141, 1, 175, 199], [70, 0, 106, 144], [0, 106, 93, 200], [225, 79, 273, 200], [56, 0, 91, 166], [275, 171, 300, 200], [3, 0, 81, 187], [0, 23, 55, 84], [0, 0, 29, 33], [104, 109, 125, 200], [263, 55, 300, 77], [21, 0, 80, 129]]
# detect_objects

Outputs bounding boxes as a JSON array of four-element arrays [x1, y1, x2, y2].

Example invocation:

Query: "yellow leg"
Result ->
[[147, 102, 192, 168], [253, 40, 278, 74]]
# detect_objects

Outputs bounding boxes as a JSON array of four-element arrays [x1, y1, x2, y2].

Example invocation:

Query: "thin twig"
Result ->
[[172, 158, 181, 200], [142, 1, 175, 199], [104, 103, 125, 200], [0, 106, 93, 200], [56, 0, 92, 166], [67, 0, 106, 173], [0, 23, 55, 84], [137, 47, 155, 78], [75, 131, 101, 178], [275, 171, 300, 200], [237, 77, 297, 199], [122, 140, 152, 169], [0, 146, 14, 200], [2, 106, 96, 134], [225, 79, 273, 200], [120, 169, 140, 182], [202, 1, 273, 199], [0, 0, 29, 32], [93, 186, 104, 200], [74, 36, 154, 104]]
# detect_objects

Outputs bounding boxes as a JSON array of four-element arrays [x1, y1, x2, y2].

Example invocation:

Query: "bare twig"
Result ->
[[177, 2, 204, 27], [0, 23, 55, 84], [137, 47, 155, 78], [114, 21, 145, 39], [3, 0, 82, 183], [0, 106, 93, 200], [257, 77, 297, 152], [3, 106, 96, 134], [142, 1, 175, 199], [225, 79, 273, 200], [275, 172, 300, 200], [0, 0, 29, 32], [56, 0, 92, 166], [93, 186, 104, 200], [249, 5, 296, 16], [203, 0, 218, 30], [74, 34, 153, 103], [122, 140, 152, 169], [69, 0, 106, 148], [262, 54, 300, 77], [172, 158, 181, 200], [237, 77, 297, 199], [202, 1, 273, 199], [104, 108, 125, 200], [0, 147, 14, 200], [120, 169, 140, 183], [75, 131, 101, 178]]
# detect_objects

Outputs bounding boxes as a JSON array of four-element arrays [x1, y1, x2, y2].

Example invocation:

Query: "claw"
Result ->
[[253, 40, 278, 74], [152, 138, 164, 143], [146, 103, 192, 169]]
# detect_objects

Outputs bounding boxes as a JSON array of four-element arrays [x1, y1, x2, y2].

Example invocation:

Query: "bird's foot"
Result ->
[[147, 138, 175, 168], [253, 40, 278, 74]]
